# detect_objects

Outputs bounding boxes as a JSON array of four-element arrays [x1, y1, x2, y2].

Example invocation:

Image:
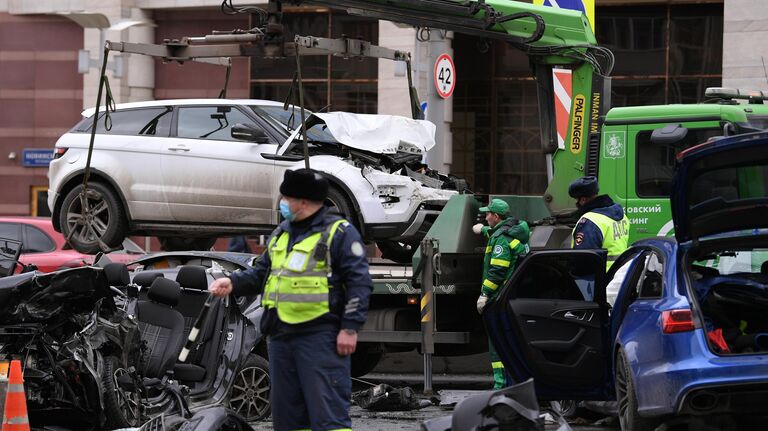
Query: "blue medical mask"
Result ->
[[279, 199, 296, 221]]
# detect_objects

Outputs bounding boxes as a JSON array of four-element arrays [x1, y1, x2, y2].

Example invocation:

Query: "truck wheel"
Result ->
[[615, 348, 659, 431], [158, 236, 217, 251], [227, 354, 271, 422], [351, 348, 383, 377], [101, 356, 141, 429], [59, 182, 127, 254]]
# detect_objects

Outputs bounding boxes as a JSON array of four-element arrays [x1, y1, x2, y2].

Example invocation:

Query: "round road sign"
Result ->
[[434, 53, 456, 99]]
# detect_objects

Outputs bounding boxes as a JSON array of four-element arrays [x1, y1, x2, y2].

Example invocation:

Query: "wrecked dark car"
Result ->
[[0, 264, 140, 429], [0, 245, 271, 430]]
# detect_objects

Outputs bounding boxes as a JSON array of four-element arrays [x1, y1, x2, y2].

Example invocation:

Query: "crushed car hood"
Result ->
[[671, 131, 768, 243], [314, 112, 436, 155], [0, 267, 113, 323]]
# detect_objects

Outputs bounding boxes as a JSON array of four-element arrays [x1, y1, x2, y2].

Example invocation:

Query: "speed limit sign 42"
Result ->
[[434, 53, 456, 99]]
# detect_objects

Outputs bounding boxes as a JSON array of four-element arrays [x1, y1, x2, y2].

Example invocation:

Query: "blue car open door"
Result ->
[[483, 249, 612, 400]]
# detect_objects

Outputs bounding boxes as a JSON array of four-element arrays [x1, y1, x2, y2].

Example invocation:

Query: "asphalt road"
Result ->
[[249, 405, 619, 430], [248, 350, 620, 430]]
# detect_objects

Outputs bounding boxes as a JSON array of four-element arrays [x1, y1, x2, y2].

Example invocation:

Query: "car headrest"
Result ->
[[176, 265, 209, 291], [148, 277, 181, 307], [104, 263, 130, 287], [133, 271, 164, 287]]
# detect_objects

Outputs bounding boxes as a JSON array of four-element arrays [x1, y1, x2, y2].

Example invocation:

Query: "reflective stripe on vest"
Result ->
[[262, 219, 345, 324], [572, 211, 630, 269]]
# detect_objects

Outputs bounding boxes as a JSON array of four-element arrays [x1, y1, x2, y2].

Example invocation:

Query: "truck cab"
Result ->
[[597, 88, 768, 243]]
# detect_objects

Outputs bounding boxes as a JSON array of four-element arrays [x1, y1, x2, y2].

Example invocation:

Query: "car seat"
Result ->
[[174, 265, 210, 336], [136, 277, 186, 379], [172, 265, 213, 383], [132, 271, 165, 288]]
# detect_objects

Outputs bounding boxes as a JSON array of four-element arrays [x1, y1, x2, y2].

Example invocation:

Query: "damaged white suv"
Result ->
[[47, 99, 468, 262]]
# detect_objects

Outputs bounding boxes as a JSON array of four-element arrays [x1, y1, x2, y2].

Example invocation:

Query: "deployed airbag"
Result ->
[[314, 112, 436, 154]]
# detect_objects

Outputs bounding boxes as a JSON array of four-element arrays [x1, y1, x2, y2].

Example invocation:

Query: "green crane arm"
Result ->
[[285, 0, 614, 214], [293, 0, 597, 62]]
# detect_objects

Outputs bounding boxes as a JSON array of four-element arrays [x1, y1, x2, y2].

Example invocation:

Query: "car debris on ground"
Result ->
[[352, 383, 433, 411]]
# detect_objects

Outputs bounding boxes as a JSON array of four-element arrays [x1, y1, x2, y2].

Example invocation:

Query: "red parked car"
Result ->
[[0, 217, 145, 273]]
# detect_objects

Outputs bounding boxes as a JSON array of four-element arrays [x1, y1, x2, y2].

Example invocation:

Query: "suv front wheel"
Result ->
[[59, 182, 127, 254]]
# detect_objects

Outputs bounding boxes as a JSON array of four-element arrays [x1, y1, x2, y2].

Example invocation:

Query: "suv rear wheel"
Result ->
[[59, 182, 127, 254]]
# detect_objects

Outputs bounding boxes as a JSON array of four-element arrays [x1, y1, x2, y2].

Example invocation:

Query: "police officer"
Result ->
[[569, 176, 630, 268], [209, 168, 372, 431], [472, 198, 530, 389]]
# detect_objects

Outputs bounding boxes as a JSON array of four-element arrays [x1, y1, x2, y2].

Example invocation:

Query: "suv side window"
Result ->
[[636, 127, 722, 197], [177, 106, 257, 141], [92, 108, 172, 136], [23, 225, 55, 253]]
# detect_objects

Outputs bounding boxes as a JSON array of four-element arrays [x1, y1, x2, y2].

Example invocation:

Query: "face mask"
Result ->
[[279, 199, 296, 221]]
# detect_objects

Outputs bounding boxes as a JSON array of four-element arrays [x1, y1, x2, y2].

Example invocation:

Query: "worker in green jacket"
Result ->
[[472, 198, 530, 389]]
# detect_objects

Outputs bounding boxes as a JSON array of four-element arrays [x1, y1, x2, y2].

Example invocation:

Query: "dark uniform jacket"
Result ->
[[572, 195, 626, 249], [229, 207, 373, 336]]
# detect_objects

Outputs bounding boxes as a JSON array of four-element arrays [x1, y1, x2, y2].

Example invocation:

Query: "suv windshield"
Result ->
[[250, 105, 338, 144]]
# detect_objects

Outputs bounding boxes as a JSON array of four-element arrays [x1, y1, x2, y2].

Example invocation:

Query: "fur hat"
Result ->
[[568, 176, 599, 198], [279, 168, 329, 202]]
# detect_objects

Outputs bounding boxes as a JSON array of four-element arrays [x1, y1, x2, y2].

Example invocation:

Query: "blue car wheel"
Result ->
[[615, 349, 660, 431]]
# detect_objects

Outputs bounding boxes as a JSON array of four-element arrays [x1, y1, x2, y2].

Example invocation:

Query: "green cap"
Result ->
[[479, 198, 510, 216]]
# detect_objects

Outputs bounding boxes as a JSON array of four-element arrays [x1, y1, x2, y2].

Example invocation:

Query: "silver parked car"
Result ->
[[47, 99, 469, 263]]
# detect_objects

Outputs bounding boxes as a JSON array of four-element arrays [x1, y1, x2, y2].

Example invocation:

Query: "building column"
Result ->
[[723, 0, 768, 91], [377, 21, 453, 174]]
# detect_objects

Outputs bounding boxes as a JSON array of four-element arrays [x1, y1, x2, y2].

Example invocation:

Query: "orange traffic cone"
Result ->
[[1, 360, 29, 431]]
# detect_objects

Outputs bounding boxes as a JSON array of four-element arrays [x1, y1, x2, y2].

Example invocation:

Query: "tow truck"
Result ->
[[71, 0, 768, 387]]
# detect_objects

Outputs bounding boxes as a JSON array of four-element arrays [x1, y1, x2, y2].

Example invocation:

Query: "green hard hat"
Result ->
[[479, 199, 509, 216]]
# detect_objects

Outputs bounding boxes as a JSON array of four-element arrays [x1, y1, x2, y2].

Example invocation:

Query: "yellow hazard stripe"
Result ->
[[483, 279, 498, 290], [509, 239, 520, 248], [490, 258, 510, 267], [492, 361, 505, 369], [486, 246, 492, 253]]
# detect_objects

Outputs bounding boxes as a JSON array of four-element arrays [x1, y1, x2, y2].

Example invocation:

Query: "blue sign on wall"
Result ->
[[22, 149, 55, 167]]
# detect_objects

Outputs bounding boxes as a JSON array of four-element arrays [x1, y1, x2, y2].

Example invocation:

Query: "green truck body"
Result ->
[[289, 0, 768, 370]]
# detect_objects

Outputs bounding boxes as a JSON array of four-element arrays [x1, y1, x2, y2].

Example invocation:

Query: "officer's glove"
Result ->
[[476, 294, 489, 314], [472, 223, 484, 234]]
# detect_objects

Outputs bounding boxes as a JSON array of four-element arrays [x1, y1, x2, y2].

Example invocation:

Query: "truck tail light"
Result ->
[[662, 309, 695, 334], [53, 148, 68, 159]]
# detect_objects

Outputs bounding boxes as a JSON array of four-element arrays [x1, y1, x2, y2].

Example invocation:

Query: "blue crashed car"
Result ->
[[484, 131, 768, 430]]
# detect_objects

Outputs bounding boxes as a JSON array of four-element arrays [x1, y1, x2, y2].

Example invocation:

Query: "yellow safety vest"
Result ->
[[262, 219, 345, 324], [571, 211, 630, 269]]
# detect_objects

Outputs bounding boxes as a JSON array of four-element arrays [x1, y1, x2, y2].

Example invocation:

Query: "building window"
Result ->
[[452, 3, 723, 195], [31, 186, 50, 217], [596, 4, 723, 106], [249, 8, 378, 113]]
